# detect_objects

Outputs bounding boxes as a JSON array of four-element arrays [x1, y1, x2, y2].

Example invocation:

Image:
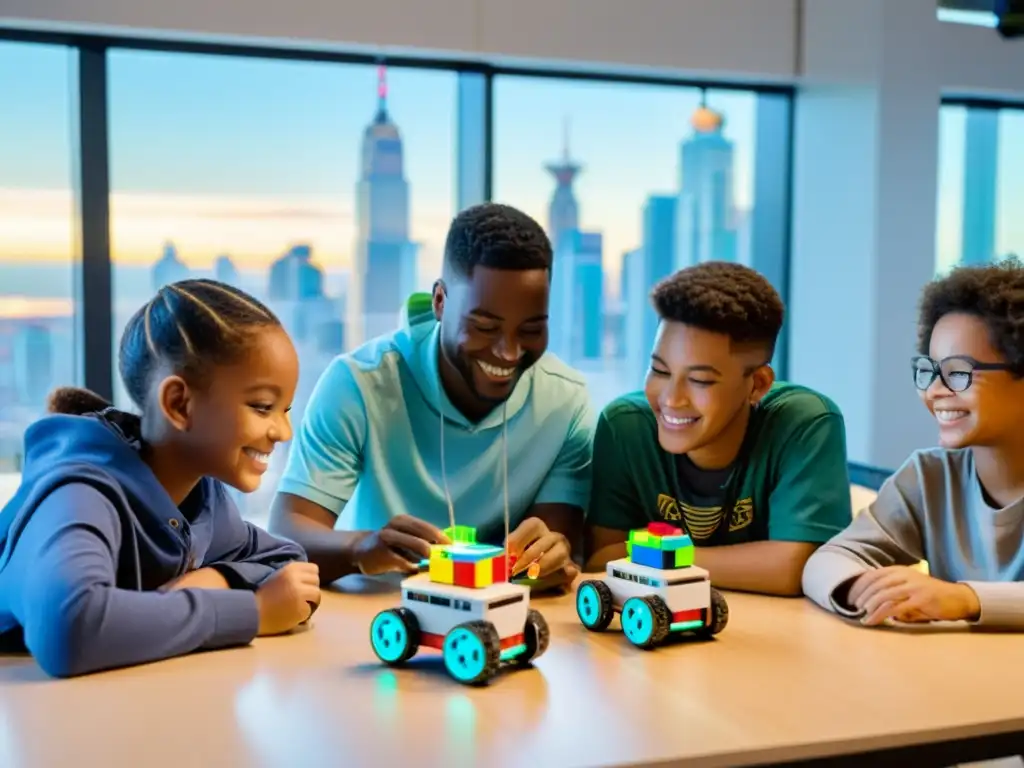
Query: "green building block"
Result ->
[[674, 546, 695, 567]]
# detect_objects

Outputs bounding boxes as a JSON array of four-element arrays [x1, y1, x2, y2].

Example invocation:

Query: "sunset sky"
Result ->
[[3, 38, 1024, 308]]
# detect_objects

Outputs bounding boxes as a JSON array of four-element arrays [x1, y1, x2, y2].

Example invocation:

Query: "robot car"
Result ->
[[369, 525, 549, 685], [575, 522, 728, 648]]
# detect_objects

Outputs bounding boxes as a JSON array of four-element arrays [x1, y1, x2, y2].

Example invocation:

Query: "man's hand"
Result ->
[[353, 515, 451, 576], [161, 567, 230, 592], [506, 516, 579, 585], [847, 565, 981, 625]]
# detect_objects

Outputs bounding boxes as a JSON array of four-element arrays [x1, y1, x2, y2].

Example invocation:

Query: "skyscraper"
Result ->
[[624, 195, 677, 390], [268, 244, 324, 302], [214, 254, 240, 287], [960, 108, 999, 266], [545, 119, 582, 252], [550, 230, 604, 363], [267, 244, 329, 345], [152, 242, 190, 291], [348, 65, 418, 347], [544, 124, 604, 364], [676, 103, 739, 268]]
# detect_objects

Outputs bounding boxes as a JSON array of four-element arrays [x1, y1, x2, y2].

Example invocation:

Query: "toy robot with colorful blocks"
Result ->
[[575, 522, 728, 649], [369, 525, 549, 685]]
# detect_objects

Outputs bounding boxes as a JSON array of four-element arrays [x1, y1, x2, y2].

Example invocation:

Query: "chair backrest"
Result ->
[[849, 484, 877, 517], [847, 461, 892, 491], [847, 461, 891, 518]]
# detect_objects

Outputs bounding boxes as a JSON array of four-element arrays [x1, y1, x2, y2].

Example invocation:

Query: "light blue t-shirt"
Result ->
[[278, 295, 595, 540]]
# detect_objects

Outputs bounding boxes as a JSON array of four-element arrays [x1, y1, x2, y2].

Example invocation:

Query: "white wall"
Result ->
[[788, 0, 942, 470], [0, 0, 800, 82]]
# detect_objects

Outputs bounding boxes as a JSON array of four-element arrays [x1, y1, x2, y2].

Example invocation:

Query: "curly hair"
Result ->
[[917, 256, 1024, 376], [650, 261, 784, 354], [48, 278, 281, 417], [443, 202, 552, 280]]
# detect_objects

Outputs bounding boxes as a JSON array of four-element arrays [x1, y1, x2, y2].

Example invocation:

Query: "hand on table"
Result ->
[[255, 562, 322, 635], [161, 567, 230, 592], [506, 516, 579, 588], [353, 515, 451, 576], [847, 566, 981, 626]]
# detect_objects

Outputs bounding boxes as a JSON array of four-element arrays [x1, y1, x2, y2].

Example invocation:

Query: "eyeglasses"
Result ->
[[911, 355, 1013, 393]]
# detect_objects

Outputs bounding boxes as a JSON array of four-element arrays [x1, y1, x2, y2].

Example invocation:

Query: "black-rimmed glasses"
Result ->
[[911, 355, 1013, 393]]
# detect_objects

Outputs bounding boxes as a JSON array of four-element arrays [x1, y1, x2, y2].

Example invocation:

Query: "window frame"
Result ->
[[0, 26, 795, 398]]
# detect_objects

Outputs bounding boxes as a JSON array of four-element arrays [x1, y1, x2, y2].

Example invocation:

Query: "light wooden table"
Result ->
[[1, 574, 1023, 768]]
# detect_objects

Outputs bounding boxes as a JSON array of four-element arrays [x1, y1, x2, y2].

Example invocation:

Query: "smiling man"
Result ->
[[269, 203, 593, 590], [584, 262, 852, 596]]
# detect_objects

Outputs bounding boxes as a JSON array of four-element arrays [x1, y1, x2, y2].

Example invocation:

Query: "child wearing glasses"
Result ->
[[803, 258, 1024, 628]]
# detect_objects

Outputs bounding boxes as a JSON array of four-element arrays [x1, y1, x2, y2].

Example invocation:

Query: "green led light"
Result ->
[[669, 620, 704, 632], [499, 643, 527, 661], [443, 525, 477, 544]]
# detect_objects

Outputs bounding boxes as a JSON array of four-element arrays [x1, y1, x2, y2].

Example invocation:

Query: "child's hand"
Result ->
[[506, 517, 578, 584], [255, 562, 322, 635], [161, 567, 230, 592], [847, 566, 981, 625]]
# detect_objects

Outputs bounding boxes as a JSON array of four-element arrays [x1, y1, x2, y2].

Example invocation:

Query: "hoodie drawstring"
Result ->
[[439, 401, 511, 581]]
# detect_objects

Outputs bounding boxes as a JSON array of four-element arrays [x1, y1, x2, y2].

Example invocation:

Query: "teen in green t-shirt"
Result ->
[[585, 262, 852, 596]]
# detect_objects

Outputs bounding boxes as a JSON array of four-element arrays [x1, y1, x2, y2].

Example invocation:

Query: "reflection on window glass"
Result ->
[[936, 104, 1024, 275], [107, 50, 455, 522], [0, 41, 77, 477], [493, 77, 764, 408]]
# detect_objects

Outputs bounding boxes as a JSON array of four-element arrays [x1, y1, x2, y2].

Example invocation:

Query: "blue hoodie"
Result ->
[[0, 410, 306, 678]]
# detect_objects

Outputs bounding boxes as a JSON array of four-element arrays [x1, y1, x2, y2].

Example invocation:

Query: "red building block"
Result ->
[[453, 560, 476, 587], [491, 554, 514, 583], [648, 521, 681, 537]]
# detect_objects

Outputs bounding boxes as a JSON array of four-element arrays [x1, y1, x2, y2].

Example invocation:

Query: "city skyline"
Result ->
[[3, 42, 1024, 317], [0, 43, 756, 294]]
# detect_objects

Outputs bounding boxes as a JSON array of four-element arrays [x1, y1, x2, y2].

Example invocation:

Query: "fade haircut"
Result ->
[[442, 202, 552, 281], [650, 261, 784, 357]]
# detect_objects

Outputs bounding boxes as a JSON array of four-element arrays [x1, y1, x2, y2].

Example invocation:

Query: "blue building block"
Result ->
[[659, 534, 693, 552], [630, 544, 674, 570], [446, 544, 505, 563]]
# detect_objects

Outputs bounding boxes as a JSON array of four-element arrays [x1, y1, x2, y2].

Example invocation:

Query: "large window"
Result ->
[[0, 41, 78, 476], [0, 29, 792, 522], [936, 102, 1024, 275], [107, 50, 456, 522], [493, 76, 790, 408]]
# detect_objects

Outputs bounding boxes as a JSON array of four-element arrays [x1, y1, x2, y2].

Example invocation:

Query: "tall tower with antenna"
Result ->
[[349, 64, 417, 348], [676, 92, 738, 267], [544, 118, 582, 253]]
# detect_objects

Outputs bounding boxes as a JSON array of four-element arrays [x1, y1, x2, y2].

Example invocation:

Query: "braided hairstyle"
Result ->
[[48, 279, 281, 418]]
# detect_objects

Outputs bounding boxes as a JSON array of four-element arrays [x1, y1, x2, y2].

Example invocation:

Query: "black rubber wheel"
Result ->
[[442, 620, 502, 685], [697, 588, 729, 638], [576, 579, 615, 632], [369, 607, 420, 665], [621, 594, 672, 649], [516, 608, 550, 664]]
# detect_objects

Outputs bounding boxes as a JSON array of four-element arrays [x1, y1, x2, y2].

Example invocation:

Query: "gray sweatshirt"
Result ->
[[802, 447, 1024, 628]]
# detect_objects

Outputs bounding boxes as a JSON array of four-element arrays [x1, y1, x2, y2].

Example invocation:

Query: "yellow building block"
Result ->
[[430, 555, 454, 585], [474, 558, 493, 588]]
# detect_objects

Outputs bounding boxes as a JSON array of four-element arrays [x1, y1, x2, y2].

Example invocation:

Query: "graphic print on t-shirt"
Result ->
[[656, 492, 754, 541]]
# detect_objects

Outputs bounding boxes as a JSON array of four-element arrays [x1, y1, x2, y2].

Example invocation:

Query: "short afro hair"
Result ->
[[650, 261, 784, 355], [917, 256, 1024, 376], [443, 202, 552, 280]]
